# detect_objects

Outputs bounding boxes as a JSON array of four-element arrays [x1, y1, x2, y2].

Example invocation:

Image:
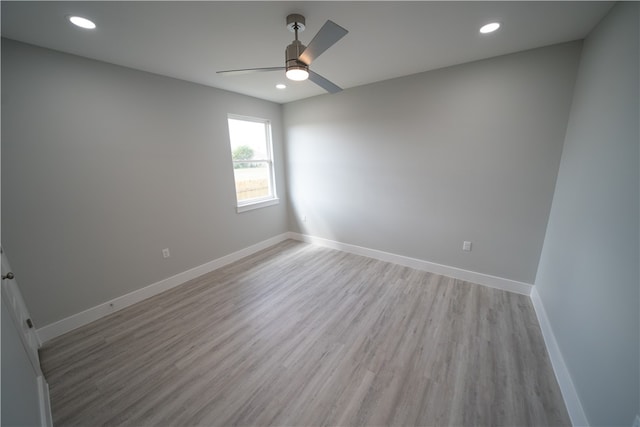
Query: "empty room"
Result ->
[[1, 1, 638, 426]]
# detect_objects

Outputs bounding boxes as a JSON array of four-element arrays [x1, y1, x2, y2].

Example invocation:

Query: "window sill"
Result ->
[[236, 198, 280, 213]]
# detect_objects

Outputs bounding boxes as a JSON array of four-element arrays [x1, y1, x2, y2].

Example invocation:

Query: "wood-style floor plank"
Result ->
[[39, 240, 570, 426]]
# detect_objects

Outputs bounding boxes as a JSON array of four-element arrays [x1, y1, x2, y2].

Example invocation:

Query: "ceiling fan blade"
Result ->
[[308, 70, 342, 94], [298, 20, 348, 65], [217, 67, 284, 76]]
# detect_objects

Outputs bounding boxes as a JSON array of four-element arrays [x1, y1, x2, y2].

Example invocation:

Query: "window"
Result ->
[[227, 115, 278, 212]]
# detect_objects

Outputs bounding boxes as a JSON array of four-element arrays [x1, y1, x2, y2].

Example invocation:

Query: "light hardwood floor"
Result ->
[[40, 240, 570, 426]]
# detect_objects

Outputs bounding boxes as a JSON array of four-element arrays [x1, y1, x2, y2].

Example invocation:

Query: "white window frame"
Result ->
[[227, 114, 279, 213]]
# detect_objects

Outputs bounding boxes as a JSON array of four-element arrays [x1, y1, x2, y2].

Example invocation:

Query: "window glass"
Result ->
[[227, 116, 278, 210]]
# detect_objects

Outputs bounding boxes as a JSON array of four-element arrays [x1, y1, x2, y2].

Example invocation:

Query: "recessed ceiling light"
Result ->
[[68, 16, 96, 30], [479, 22, 500, 34], [276, 84, 287, 89]]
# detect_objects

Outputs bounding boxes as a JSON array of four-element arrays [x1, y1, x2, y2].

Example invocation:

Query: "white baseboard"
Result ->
[[37, 233, 291, 343], [288, 232, 532, 296], [37, 375, 53, 427], [530, 287, 589, 427], [36, 232, 531, 343], [38, 231, 531, 340]]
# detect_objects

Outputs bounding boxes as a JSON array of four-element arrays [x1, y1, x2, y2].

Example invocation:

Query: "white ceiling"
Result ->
[[1, 1, 613, 104]]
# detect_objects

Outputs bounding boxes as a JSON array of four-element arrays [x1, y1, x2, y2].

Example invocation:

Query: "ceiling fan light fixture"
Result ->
[[286, 66, 309, 81]]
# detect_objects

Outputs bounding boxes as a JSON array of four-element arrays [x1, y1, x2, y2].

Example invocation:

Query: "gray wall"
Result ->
[[534, 3, 639, 426], [1, 39, 288, 327], [1, 298, 42, 427], [284, 42, 581, 284]]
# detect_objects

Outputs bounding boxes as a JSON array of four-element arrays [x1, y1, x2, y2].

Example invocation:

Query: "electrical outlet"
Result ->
[[462, 241, 472, 251], [302, 215, 307, 223], [162, 248, 170, 258]]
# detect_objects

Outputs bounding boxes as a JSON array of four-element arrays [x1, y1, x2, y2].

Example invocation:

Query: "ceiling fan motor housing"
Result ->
[[286, 40, 309, 70]]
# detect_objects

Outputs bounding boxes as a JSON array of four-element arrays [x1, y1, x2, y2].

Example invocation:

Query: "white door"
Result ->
[[1, 246, 53, 426], [1, 247, 42, 375]]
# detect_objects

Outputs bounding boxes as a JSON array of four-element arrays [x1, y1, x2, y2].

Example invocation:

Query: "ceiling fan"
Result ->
[[217, 14, 348, 93]]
